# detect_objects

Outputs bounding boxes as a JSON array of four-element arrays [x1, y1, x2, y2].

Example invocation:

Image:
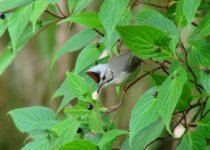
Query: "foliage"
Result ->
[[1, 0, 210, 149]]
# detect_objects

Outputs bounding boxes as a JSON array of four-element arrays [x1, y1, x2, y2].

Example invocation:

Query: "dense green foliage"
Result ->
[[1, 0, 210, 149]]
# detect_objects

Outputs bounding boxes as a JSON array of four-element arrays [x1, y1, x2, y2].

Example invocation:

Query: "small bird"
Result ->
[[86, 51, 142, 93]]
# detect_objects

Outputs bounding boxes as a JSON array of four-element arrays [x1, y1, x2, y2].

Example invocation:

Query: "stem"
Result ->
[[56, 4, 67, 18], [93, 28, 105, 37], [144, 2, 167, 9], [29, 19, 60, 43], [144, 136, 179, 150], [45, 10, 66, 19], [126, 67, 162, 90], [179, 41, 203, 94]]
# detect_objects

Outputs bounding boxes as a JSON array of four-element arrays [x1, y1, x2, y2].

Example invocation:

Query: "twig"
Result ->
[[191, 22, 198, 27], [144, 136, 179, 150], [101, 94, 125, 118], [144, 2, 167, 9], [126, 67, 162, 90], [201, 96, 210, 119], [29, 19, 60, 43], [179, 42, 202, 94], [130, 0, 143, 10], [202, 109, 210, 119], [188, 122, 197, 127], [93, 28, 105, 37], [154, 61, 169, 75], [183, 112, 188, 129], [117, 39, 123, 52], [172, 100, 206, 131], [56, 4, 67, 18], [44, 10, 66, 19]]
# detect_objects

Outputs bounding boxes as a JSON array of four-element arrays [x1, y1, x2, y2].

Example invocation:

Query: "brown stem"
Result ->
[[101, 93, 126, 118], [126, 67, 162, 90], [44, 10, 66, 19], [144, 2, 167, 9], [93, 28, 105, 37], [144, 136, 179, 150], [56, 4, 67, 18], [172, 100, 206, 131], [179, 42, 202, 94], [29, 19, 60, 43]]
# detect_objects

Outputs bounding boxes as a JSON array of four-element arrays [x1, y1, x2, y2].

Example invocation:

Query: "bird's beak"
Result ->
[[97, 83, 103, 93], [86, 71, 100, 83]]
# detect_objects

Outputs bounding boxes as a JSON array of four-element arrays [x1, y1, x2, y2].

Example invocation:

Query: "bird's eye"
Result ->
[[102, 76, 106, 80]]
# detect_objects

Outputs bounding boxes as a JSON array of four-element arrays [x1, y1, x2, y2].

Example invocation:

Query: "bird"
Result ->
[[86, 51, 142, 93]]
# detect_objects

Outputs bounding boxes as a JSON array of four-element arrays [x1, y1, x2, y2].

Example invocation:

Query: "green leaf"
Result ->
[[199, 70, 210, 94], [105, 9, 132, 51], [175, 0, 187, 28], [66, 72, 92, 100], [52, 117, 80, 147], [203, 97, 210, 115], [52, 78, 75, 113], [52, 117, 79, 136], [59, 12, 103, 29], [58, 140, 98, 150], [0, 21, 49, 75], [68, 0, 94, 14], [88, 110, 104, 133], [0, 19, 7, 37], [157, 66, 187, 132], [64, 101, 89, 118], [116, 25, 173, 60], [188, 40, 210, 67], [99, 129, 128, 146], [197, 113, 210, 138], [22, 137, 51, 150], [99, 0, 130, 39], [52, 29, 98, 66], [0, 0, 33, 12], [8, 5, 31, 50], [150, 73, 167, 86], [176, 131, 206, 150], [122, 119, 164, 150], [129, 87, 159, 144], [176, 0, 201, 27], [189, 14, 210, 42], [135, 9, 178, 54], [8, 106, 56, 133], [183, 0, 201, 25], [75, 44, 104, 74], [205, 146, 210, 150], [30, 0, 48, 32], [175, 84, 192, 111]]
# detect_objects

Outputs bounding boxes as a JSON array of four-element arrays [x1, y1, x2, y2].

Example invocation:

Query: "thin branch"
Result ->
[[56, 3, 67, 18], [179, 41, 202, 94], [172, 100, 206, 131], [29, 19, 60, 43], [144, 2, 167, 9], [191, 22, 198, 27], [202, 109, 210, 119], [101, 93, 126, 118], [144, 136, 179, 150], [154, 61, 169, 76], [93, 28, 105, 37], [130, 0, 143, 10], [44, 10, 66, 19], [126, 67, 162, 90], [201, 96, 210, 119], [183, 112, 188, 129], [130, 0, 167, 10]]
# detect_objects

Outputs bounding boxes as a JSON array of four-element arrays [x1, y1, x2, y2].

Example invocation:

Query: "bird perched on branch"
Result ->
[[86, 51, 142, 93]]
